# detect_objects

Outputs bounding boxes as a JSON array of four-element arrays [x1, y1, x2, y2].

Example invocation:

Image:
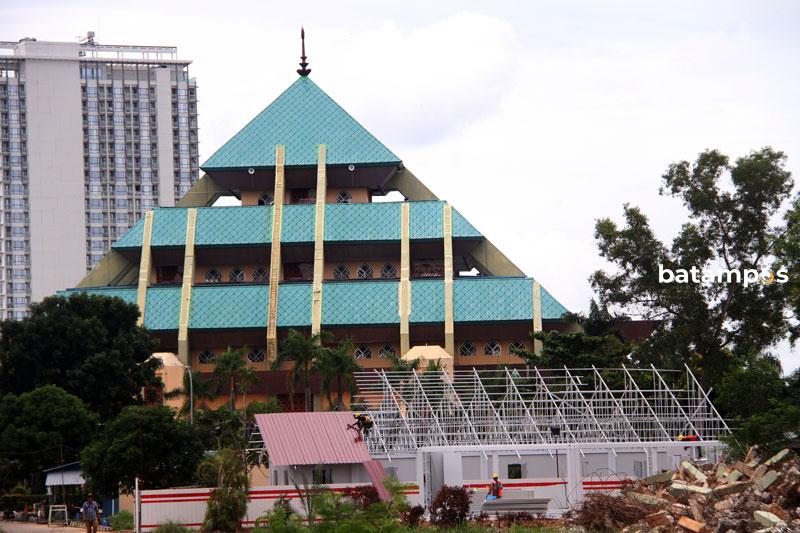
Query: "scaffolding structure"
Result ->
[[352, 365, 730, 455]]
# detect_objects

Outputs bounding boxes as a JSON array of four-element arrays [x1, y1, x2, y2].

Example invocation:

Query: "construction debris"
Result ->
[[569, 447, 800, 532]]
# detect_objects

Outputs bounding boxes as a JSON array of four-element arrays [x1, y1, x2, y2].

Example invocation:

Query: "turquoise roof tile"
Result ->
[[325, 203, 401, 242], [454, 277, 533, 322], [276, 282, 312, 328], [409, 202, 442, 240], [452, 207, 482, 238], [62, 286, 138, 305], [322, 280, 398, 326], [190, 285, 269, 329], [151, 208, 187, 247], [143, 286, 181, 331], [282, 205, 315, 243], [112, 217, 145, 249], [409, 279, 444, 323], [202, 77, 400, 169], [195, 206, 272, 247], [541, 285, 569, 319]]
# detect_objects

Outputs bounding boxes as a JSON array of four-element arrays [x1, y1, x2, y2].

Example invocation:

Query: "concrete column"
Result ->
[[135, 211, 154, 326], [177, 208, 197, 364], [532, 281, 543, 355], [310, 145, 327, 336], [443, 203, 454, 356], [266, 146, 285, 361], [399, 203, 411, 354], [566, 446, 584, 507]]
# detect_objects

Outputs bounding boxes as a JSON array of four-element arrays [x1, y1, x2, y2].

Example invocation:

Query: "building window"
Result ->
[[459, 341, 477, 357], [508, 464, 525, 479], [205, 269, 222, 283], [312, 467, 333, 485], [336, 190, 352, 204], [229, 268, 245, 283], [199, 349, 215, 364], [484, 340, 501, 356], [378, 344, 396, 359], [357, 264, 373, 279], [247, 349, 266, 363], [253, 266, 268, 283], [258, 192, 274, 206], [333, 264, 349, 280], [380, 264, 398, 279], [509, 340, 525, 355], [354, 344, 372, 360]]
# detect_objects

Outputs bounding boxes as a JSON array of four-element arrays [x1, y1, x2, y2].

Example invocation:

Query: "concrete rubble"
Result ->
[[570, 447, 800, 532]]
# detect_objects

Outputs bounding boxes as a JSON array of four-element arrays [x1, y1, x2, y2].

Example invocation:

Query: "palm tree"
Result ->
[[212, 346, 258, 410], [272, 329, 328, 412], [164, 370, 215, 419], [315, 340, 359, 411], [388, 352, 421, 372]]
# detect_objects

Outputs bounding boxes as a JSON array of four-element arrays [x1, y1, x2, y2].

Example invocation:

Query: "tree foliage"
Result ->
[[202, 448, 249, 533], [212, 346, 257, 411], [0, 294, 159, 419], [314, 340, 359, 411], [81, 405, 203, 495], [591, 148, 794, 386], [273, 330, 329, 412], [0, 385, 98, 478]]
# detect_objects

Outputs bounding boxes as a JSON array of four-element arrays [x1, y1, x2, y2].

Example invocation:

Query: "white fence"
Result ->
[[137, 483, 421, 531]]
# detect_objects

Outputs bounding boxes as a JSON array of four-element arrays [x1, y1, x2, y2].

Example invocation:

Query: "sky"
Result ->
[[3, 0, 800, 370]]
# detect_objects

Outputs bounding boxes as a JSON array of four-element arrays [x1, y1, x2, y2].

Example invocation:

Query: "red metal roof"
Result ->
[[254, 412, 372, 466]]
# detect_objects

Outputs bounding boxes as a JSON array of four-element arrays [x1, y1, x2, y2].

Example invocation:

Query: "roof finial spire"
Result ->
[[297, 27, 311, 76]]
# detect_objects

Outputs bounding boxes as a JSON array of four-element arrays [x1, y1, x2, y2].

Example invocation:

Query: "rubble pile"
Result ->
[[572, 448, 800, 532]]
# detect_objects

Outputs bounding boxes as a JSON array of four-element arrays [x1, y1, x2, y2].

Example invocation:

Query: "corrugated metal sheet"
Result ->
[[45, 470, 84, 486], [255, 412, 371, 466], [362, 459, 390, 502]]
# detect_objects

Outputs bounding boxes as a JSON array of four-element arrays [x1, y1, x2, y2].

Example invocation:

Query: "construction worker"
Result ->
[[347, 413, 374, 439], [486, 473, 503, 500], [677, 434, 699, 442]]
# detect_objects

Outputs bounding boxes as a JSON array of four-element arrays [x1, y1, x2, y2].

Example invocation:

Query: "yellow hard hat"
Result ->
[[354, 412, 361, 417], [492, 472, 499, 478]]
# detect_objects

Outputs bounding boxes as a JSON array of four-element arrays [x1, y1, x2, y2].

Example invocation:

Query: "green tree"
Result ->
[[0, 386, 98, 480], [272, 330, 328, 412], [526, 300, 633, 369], [212, 347, 257, 411], [715, 356, 786, 420], [201, 448, 249, 533], [163, 370, 215, 418], [315, 340, 359, 411], [81, 405, 203, 495], [0, 294, 159, 420], [591, 148, 793, 387]]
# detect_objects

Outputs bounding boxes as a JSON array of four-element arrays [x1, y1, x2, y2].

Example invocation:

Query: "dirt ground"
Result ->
[[0, 520, 80, 533]]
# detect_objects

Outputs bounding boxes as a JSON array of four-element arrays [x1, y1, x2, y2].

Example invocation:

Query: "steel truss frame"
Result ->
[[352, 365, 729, 455]]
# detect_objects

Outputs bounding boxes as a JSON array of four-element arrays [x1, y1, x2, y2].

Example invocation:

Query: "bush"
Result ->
[[429, 485, 471, 528], [401, 504, 425, 528], [109, 510, 134, 531], [345, 485, 380, 510], [252, 496, 305, 533], [152, 522, 190, 533]]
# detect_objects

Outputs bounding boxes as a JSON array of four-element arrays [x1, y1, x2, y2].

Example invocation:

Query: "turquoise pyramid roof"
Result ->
[[202, 76, 401, 169]]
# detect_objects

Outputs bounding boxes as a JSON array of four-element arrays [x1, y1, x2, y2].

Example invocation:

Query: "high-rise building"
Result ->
[[0, 34, 198, 319]]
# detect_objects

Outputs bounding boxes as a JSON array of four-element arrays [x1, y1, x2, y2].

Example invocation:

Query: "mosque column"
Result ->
[[443, 203, 455, 356], [311, 144, 327, 336], [533, 281, 543, 355], [177, 208, 197, 365], [135, 210, 154, 327], [399, 203, 411, 354], [267, 145, 285, 362]]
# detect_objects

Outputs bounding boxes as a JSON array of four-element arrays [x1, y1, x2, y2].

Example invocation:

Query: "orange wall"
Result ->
[[453, 338, 530, 366], [194, 264, 268, 284], [191, 346, 271, 373]]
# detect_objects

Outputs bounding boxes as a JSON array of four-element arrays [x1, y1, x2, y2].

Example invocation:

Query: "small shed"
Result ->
[[254, 412, 390, 500]]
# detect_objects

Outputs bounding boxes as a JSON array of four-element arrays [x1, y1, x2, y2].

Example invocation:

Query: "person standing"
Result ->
[[81, 494, 100, 533]]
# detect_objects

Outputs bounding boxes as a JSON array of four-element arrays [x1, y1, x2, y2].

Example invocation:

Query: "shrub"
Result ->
[[345, 485, 380, 510], [152, 522, 190, 533], [109, 510, 134, 531], [401, 504, 425, 528], [252, 495, 305, 533], [429, 485, 471, 528]]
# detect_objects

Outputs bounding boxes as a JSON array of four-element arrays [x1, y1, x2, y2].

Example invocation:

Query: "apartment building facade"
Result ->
[[0, 35, 198, 319]]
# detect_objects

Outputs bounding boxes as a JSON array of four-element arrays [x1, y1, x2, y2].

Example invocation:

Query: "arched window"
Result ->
[[253, 266, 268, 283], [199, 349, 215, 364], [257, 192, 274, 206], [205, 269, 222, 283], [357, 264, 373, 279], [336, 190, 353, 204], [333, 264, 349, 280], [508, 340, 526, 355], [229, 267, 245, 283], [484, 340, 501, 356], [459, 341, 477, 357], [380, 264, 398, 279], [354, 344, 372, 360], [378, 344, 396, 359], [247, 349, 266, 363]]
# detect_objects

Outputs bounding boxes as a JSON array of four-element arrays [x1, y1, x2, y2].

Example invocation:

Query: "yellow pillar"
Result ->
[[311, 145, 327, 336], [267, 146, 285, 361], [177, 208, 197, 365], [135, 211, 154, 327], [533, 281, 543, 355], [443, 203, 455, 356], [399, 203, 411, 354]]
